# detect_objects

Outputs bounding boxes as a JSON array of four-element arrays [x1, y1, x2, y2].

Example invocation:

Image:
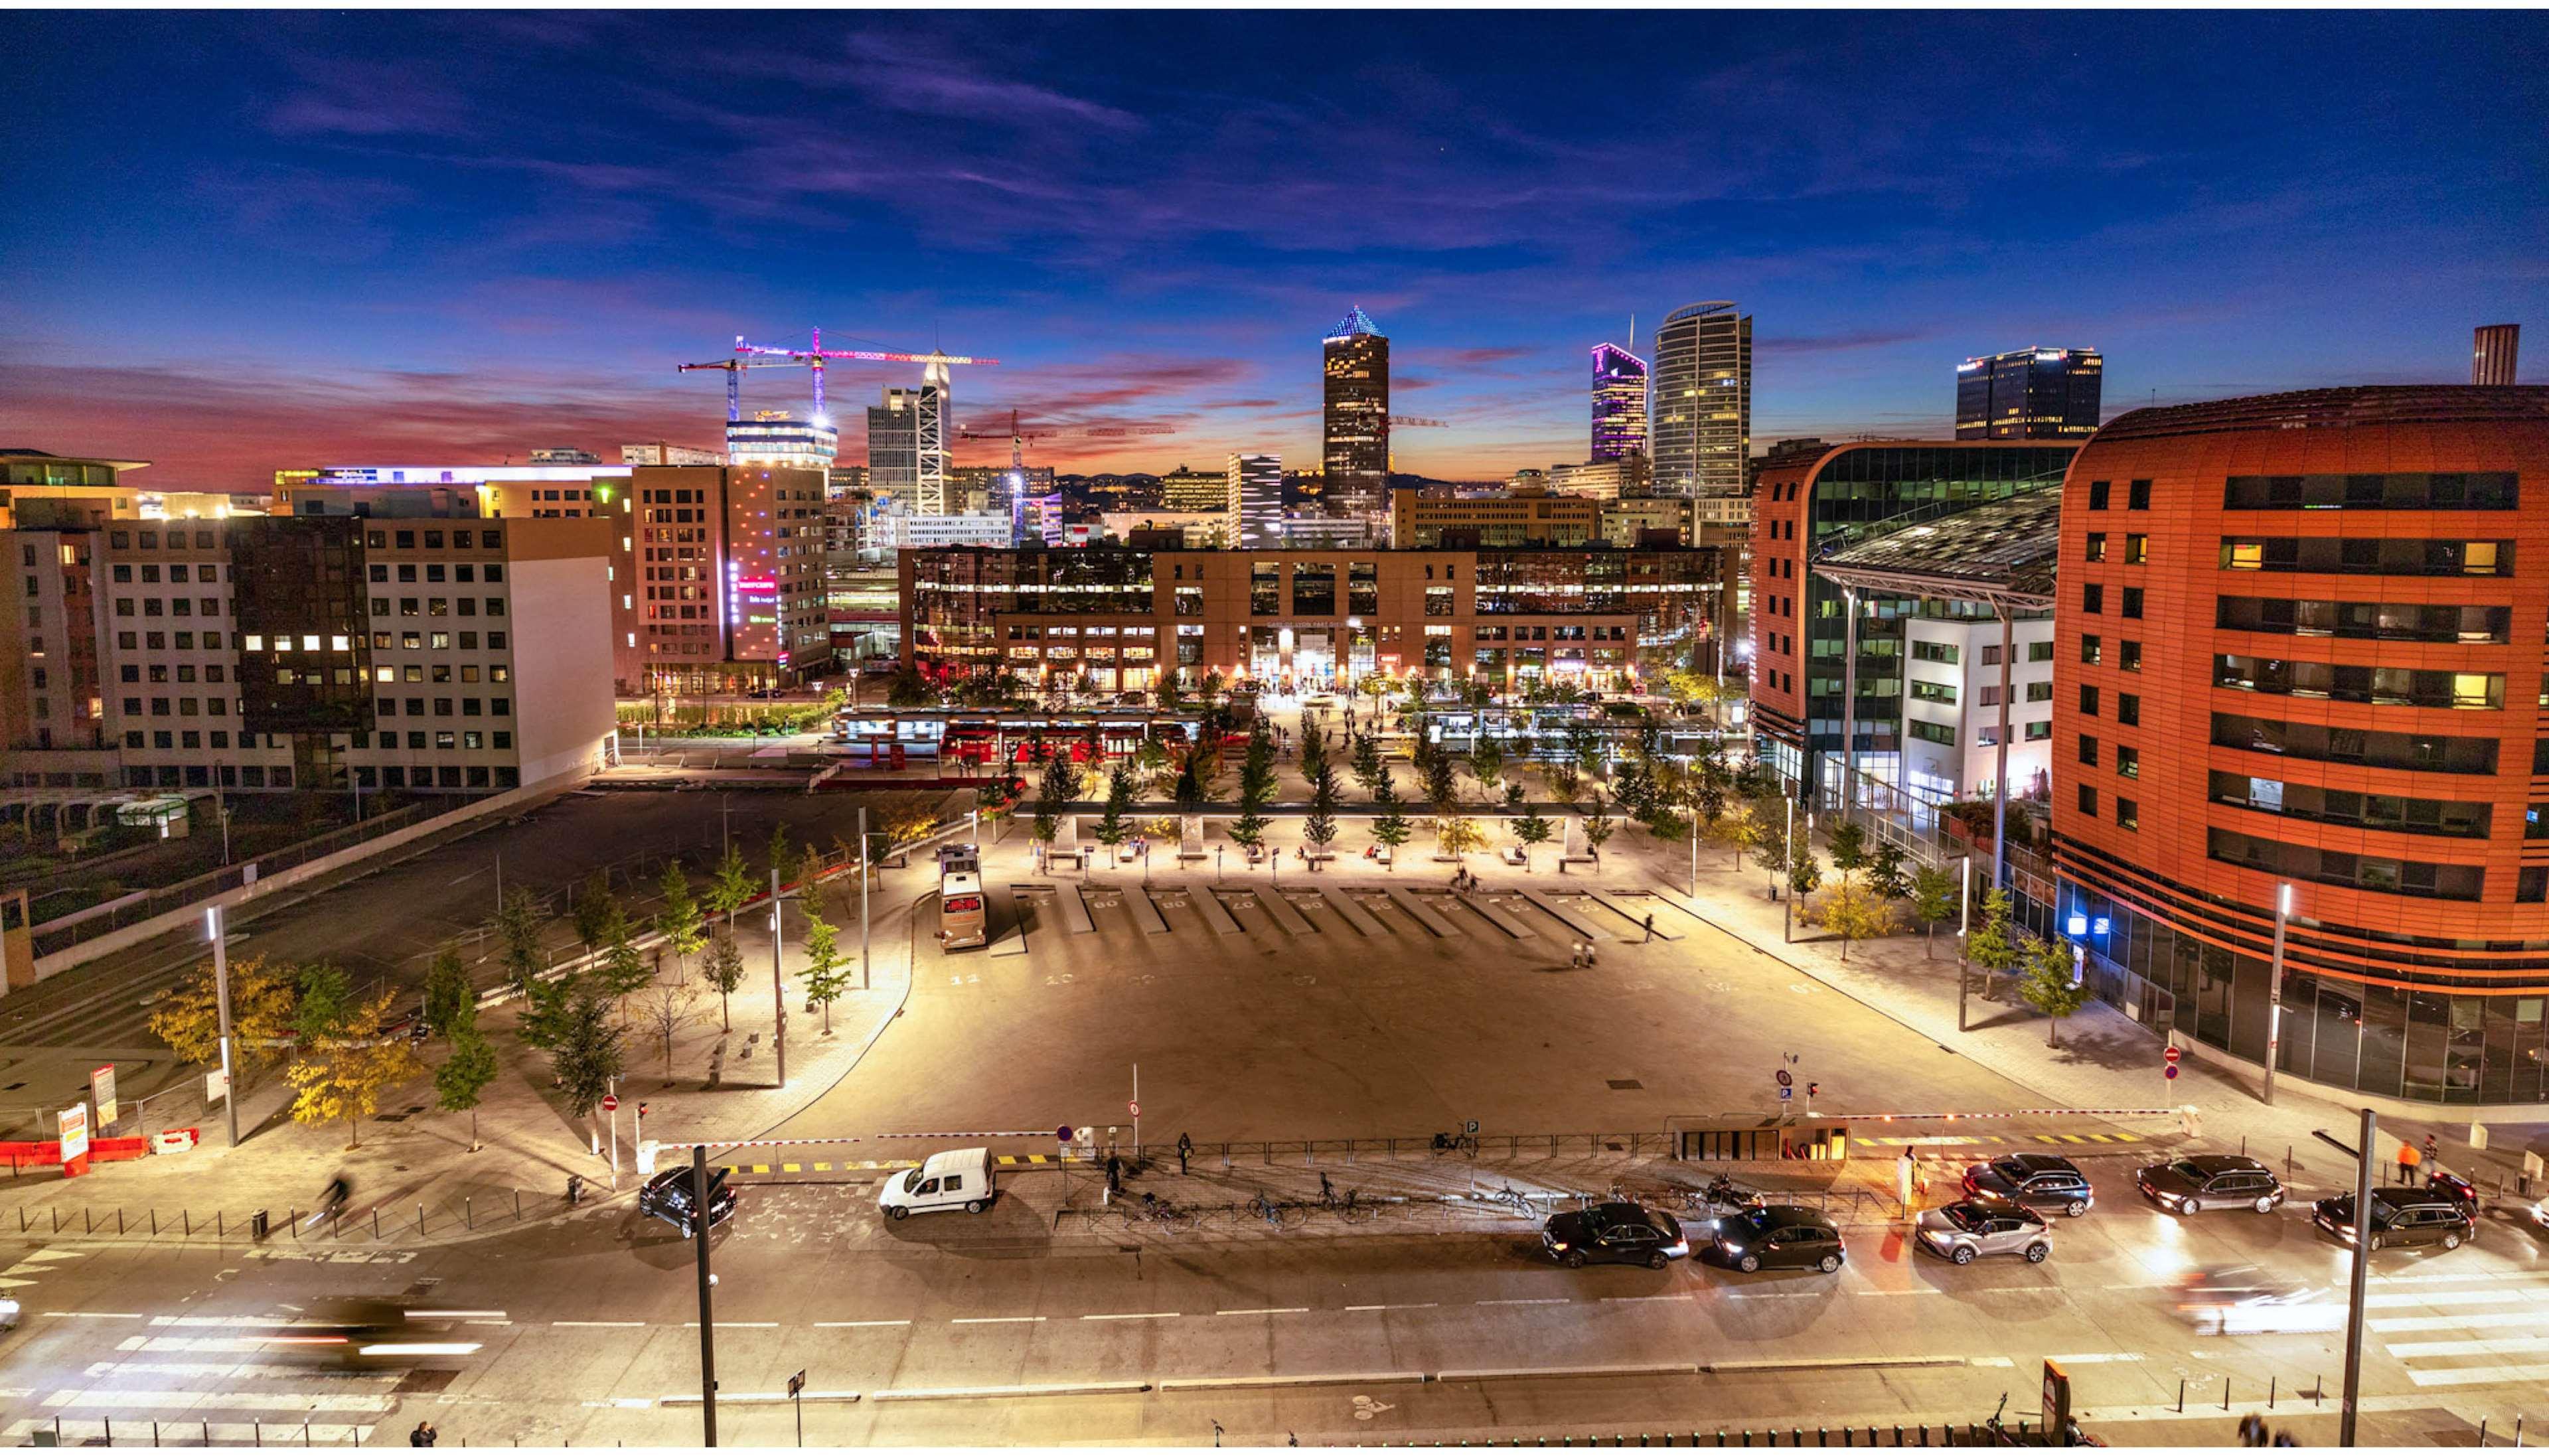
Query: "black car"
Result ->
[[1712, 1205, 1846, 1274], [637, 1166, 738, 1235], [2311, 1187, 2477, 1252], [2136, 1155, 2285, 1216], [1962, 1153, 2096, 1217], [1541, 1202, 1690, 1269]]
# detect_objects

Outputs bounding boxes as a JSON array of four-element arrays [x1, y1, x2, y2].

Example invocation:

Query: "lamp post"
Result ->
[[769, 869, 787, 1090], [207, 906, 238, 1148], [2263, 881, 2293, 1106], [858, 806, 871, 993], [1956, 853, 1973, 1033]]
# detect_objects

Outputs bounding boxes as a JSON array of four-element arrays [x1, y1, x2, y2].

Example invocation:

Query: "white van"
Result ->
[[878, 1147, 995, 1219]]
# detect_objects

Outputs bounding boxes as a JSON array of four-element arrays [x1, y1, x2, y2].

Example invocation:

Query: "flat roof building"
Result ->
[[1956, 347, 2103, 440]]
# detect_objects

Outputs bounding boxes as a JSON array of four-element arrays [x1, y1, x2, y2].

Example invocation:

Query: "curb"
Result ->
[[1703, 1355, 1968, 1373], [865, 1381, 1153, 1402], [1438, 1362, 1695, 1382], [1154, 1372, 1423, 1392]]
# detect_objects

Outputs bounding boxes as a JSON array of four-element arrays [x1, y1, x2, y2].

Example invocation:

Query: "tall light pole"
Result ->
[[1782, 798, 1796, 942], [769, 869, 788, 1089], [2263, 881, 2293, 1105], [692, 1143, 720, 1447], [207, 906, 239, 1147], [858, 806, 871, 992], [1956, 853, 1973, 1033], [2341, 1108, 2377, 1447]]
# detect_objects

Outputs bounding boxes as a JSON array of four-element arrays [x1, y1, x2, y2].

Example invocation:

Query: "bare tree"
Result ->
[[633, 975, 709, 1080]]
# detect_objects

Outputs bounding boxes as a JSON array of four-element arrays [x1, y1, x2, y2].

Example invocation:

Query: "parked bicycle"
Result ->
[[1248, 1191, 1292, 1231], [1480, 1182, 1535, 1217], [1430, 1131, 1480, 1157]]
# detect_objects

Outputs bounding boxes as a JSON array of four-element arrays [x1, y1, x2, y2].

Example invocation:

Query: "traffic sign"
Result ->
[[1057, 1124, 1073, 1142], [602, 1094, 619, 1112], [1128, 1100, 1140, 1118], [2165, 1065, 2180, 1080], [1778, 1086, 1794, 1102], [1775, 1069, 1794, 1088], [2164, 1046, 2181, 1064]]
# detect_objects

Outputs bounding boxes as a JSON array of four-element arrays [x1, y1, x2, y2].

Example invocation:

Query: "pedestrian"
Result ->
[[1176, 1131, 1193, 1177], [1586, 942, 1598, 968], [1643, 913, 1655, 943], [1107, 1153, 1122, 1195], [410, 1421, 437, 1448], [2271, 1431, 2297, 1447], [1320, 1171, 1334, 1206], [2423, 1131, 2439, 1169], [2397, 1138, 2421, 1184], [1569, 941, 1584, 969], [2236, 1414, 2266, 1447]]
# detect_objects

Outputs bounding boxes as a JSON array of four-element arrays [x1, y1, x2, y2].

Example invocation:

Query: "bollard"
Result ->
[[372, 1208, 380, 1240], [2223, 1378, 2232, 1411], [217, 1210, 224, 1238], [53, 1207, 61, 1233], [1820, 1430, 1829, 1447], [155, 1420, 161, 1446], [516, 1190, 522, 1220], [418, 1202, 425, 1233], [105, 1420, 112, 1445], [1918, 1427, 1928, 1447], [2270, 1376, 2276, 1410], [2177, 1378, 2185, 1413], [467, 1198, 474, 1230], [304, 1420, 312, 1446], [1842, 1431, 1851, 1447], [2479, 1421, 2489, 1447], [255, 1419, 262, 1446], [183, 1210, 191, 1236], [1741, 1432, 1751, 1447], [1796, 1431, 1804, 1448]]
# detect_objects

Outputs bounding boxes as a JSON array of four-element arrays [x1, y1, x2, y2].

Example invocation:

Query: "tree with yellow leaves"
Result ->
[[283, 964, 422, 1149], [1815, 878, 1897, 962], [147, 954, 300, 1097]]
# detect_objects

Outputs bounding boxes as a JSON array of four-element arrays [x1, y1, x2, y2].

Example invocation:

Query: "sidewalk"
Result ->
[[0, 877, 924, 1250]]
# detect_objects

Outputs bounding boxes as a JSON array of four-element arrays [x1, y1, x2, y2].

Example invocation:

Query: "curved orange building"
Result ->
[[2054, 386, 2549, 1106]]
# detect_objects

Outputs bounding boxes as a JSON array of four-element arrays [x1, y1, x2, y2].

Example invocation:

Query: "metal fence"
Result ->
[[2, 1184, 558, 1245]]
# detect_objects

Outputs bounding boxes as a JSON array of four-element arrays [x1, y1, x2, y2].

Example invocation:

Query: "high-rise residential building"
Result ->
[[1651, 301, 1751, 502], [867, 388, 922, 512], [1229, 453, 1284, 548], [1158, 467, 1230, 514], [1954, 347, 2104, 439], [2473, 324, 2520, 386], [1590, 342, 1650, 463], [725, 411, 838, 469], [1322, 307, 1391, 524], [625, 463, 832, 694]]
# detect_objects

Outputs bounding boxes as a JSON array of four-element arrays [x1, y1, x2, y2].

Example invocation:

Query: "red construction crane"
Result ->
[[731, 327, 998, 417], [676, 356, 809, 423]]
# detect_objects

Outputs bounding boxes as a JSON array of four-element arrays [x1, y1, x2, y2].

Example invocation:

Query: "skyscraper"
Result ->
[[1589, 342, 1649, 462], [1229, 453, 1283, 548], [2474, 324, 2520, 386], [1650, 302, 1750, 502], [867, 388, 921, 512], [1322, 307, 1390, 522], [1954, 347, 2103, 439]]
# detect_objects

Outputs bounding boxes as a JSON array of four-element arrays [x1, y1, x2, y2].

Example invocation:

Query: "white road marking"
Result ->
[[1081, 1312, 1178, 1321], [1476, 1297, 1572, 1307], [949, 1316, 1045, 1325], [814, 1320, 912, 1328], [2045, 1353, 2145, 1364], [678, 1322, 777, 1329], [1215, 1308, 1310, 1317], [40, 1312, 141, 1319], [2405, 1361, 2549, 1389], [1345, 1303, 1438, 1311], [2368, 1288, 2549, 1309], [2369, 1311, 2547, 1333], [1854, 1289, 1939, 1297], [1602, 1294, 1693, 1303], [555, 1321, 647, 1328], [40, 1389, 395, 1413], [2384, 1335, 2549, 1358]]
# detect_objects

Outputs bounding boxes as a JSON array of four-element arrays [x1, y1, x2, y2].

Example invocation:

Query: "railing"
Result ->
[[1, 1181, 564, 1245]]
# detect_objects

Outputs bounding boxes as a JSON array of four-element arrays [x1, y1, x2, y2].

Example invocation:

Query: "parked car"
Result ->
[[2532, 1194, 2549, 1233], [637, 1166, 738, 1236], [2136, 1155, 2285, 1215], [1961, 1153, 2095, 1217], [1541, 1202, 1689, 1269], [2311, 1187, 2477, 1252], [1712, 1205, 1845, 1274], [1916, 1199, 2052, 1264], [878, 1147, 996, 1219]]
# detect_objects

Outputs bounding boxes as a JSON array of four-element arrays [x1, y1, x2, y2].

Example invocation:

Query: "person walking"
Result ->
[[410, 1421, 437, 1447], [1176, 1132, 1194, 1177], [1642, 913, 1655, 943], [2236, 1414, 2266, 1447], [2397, 1138, 2422, 1185], [1319, 1171, 1334, 1207], [1107, 1153, 1123, 1195], [2423, 1131, 2439, 1171]]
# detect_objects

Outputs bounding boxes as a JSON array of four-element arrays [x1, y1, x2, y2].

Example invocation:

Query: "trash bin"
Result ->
[[250, 1209, 271, 1242]]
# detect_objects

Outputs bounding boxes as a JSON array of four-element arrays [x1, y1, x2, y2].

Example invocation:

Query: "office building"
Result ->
[[1095, 511, 1233, 549], [2, 485, 619, 796], [1546, 457, 1651, 502], [1749, 441, 2078, 797], [1590, 342, 1650, 463], [1229, 453, 1284, 549], [869, 512, 1014, 551], [867, 388, 923, 512], [623, 463, 831, 694], [1896, 615, 2057, 804], [724, 411, 838, 469], [1275, 515, 1375, 550], [622, 442, 725, 467], [1651, 301, 1750, 502], [2473, 325, 2520, 386], [1955, 348, 2104, 439], [528, 447, 601, 466], [1392, 489, 1599, 548], [901, 543, 1730, 697], [2050, 384, 2549, 1107], [1598, 495, 1693, 548], [1322, 307, 1391, 524]]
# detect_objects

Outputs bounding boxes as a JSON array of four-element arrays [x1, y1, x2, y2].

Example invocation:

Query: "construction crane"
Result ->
[[731, 327, 998, 417], [675, 356, 809, 423], [957, 409, 1176, 544], [1388, 415, 1447, 427]]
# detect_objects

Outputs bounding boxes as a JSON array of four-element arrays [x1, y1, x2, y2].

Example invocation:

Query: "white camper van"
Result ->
[[878, 1147, 995, 1219]]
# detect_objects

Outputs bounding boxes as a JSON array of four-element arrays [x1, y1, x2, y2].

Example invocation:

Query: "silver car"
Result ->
[[1916, 1199, 2051, 1265]]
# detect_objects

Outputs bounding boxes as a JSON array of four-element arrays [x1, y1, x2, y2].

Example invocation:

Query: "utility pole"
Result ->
[[858, 806, 871, 992], [1782, 798, 1795, 942], [769, 869, 788, 1089], [494, 847, 502, 913], [2264, 881, 2293, 1106], [1956, 853, 1973, 1032], [207, 906, 239, 1148], [2341, 1108, 2377, 1447], [692, 1143, 719, 1447]]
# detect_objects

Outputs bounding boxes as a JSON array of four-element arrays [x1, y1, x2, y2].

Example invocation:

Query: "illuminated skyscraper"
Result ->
[[1954, 347, 2103, 439], [867, 388, 921, 511], [1229, 453, 1283, 548], [1650, 301, 1750, 502], [1590, 342, 1649, 462], [1322, 307, 1390, 522], [2473, 324, 2520, 386], [725, 411, 838, 469]]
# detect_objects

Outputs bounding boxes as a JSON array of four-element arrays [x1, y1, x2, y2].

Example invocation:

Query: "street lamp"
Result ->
[[1955, 853, 1972, 1033], [2263, 881, 2293, 1106]]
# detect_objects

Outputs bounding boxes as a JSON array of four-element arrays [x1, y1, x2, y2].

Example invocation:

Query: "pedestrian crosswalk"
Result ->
[[2367, 1268, 2549, 1389]]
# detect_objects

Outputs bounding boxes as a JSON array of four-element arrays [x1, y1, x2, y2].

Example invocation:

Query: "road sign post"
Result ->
[[693, 1143, 719, 1447], [604, 1092, 621, 1183], [788, 1370, 806, 1447], [2165, 1045, 2181, 1082]]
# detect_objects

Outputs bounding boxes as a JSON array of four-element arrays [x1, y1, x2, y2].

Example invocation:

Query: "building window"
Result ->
[[2221, 471, 2517, 511], [2078, 784, 2098, 816], [2116, 745, 2139, 779], [2118, 692, 2139, 727], [2121, 587, 2143, 619], [2078, 733, 2098, 766], [2082, 583, 2103, 615], [1910, 680, 1957, 705], [2218, 537, 2512, 576], [2087, 480, 2110, 511], [2120, 640, 2142, 672], [1911, 640, 1960, 666], [2124, 534, 2148, 565], [2116, 798, 2138, 831], [2025, 681, 2052, 703], [2079, 634, 2100, 666], [2023, 720, 2051, 742], [2212, 713, 2499, 774], [2206, 828, 2481, 901], [1424, 586, 1454, 617], [2027, 640, 2054, 664], [1910, 719, 1957, 747], [2084, 533, 2106, 563], [2127, 480, 2151, 510], [2079, 685, 2100, 716]]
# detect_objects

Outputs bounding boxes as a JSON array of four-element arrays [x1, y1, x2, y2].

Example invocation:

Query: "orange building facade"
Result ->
[[2052, 387, 2549, 1106]]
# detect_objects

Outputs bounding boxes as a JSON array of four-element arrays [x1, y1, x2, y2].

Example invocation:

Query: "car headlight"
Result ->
[[1720, 1243, 1744, 1256], [1550, 1241, 1569, 1251]]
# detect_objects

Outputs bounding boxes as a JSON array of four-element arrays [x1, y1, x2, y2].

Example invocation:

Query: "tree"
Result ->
[[1172, 752, 1206, 812], [493, 885, 546, 992], [1350, 730, 1386, 798], [1910, 864, 1959, 960], [2018, 934, 2092, 1046], [802, 912, 849, 1035], [435, 1027, 499, 1152], [655, 863, 704, 980], [423, 949, 476, 1041], [1546, 757, 1582, 804], [702, 930, 746, 1033], [766, 823, 801, 891], [1827, 820, 1870, 881], [1788, 849, 1824, 903], [1436, 812, 1486, 863], [149, 953, 299, 1096], [633, 975, 707, 1077], [1095, 762, 1135, 851], [1582, 793, 1616, 857], [573, 873, 623, 958], [1751, 795, 1792, 879], [1869, 842, 1912, 902], [1420, 748, 1460, 816], [885, 664, 936, 708], [1512, 804, 1552, 869], [1713, 800, 1761, 871], [1298, 723, 1329, 784], [1230, 803, 1269, 852], [1370, 794, 1412, 867], [1033, 749, 1080, 848], [285, 970, 421, 1150], [1239, 718, 1277, 808], [1815, 879, 1896, 961], [1967, 887, 2023, 999], [550, 989, 625, 1118], [1470, 737, 1507, 798], [516, 974, 580, 1053], [1303, 762, 1341, 861], [706, 844, 754, 930], [593, 920, 653, 1015]]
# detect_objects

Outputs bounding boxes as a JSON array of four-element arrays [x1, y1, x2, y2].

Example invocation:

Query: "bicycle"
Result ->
[[1430, 1131, 1480, 1157], [1480, 1182, 1535, 1218], [1248, 1191, 1292, 1232], [1336, 1190, 1377, 1224]]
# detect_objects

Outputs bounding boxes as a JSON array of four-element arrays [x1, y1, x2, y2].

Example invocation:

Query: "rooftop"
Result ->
[[1324, 305, 1383, 341], [1812, 486, 2064, 611], [2094, 385, 2549, 441]]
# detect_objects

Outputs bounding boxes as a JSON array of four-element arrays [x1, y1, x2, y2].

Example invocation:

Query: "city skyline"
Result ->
[[2, 11, 2543, 488]]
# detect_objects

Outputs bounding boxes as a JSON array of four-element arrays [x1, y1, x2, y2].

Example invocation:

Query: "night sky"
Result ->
[[3, 11, 2542, 488]]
